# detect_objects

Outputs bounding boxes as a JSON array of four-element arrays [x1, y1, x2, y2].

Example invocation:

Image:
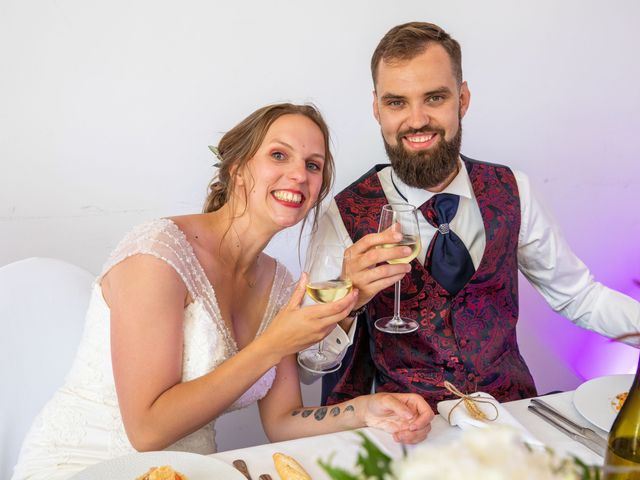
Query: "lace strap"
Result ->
[[257, 263, 294, 336], [98, 219, 201, 301]]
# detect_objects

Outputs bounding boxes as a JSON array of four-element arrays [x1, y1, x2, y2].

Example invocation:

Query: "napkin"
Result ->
[[437, 392, 543, 447]]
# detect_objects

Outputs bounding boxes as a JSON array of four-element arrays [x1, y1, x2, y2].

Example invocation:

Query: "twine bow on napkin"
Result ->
[[437, 381, 544, 446], [443, 381, 499, 424]]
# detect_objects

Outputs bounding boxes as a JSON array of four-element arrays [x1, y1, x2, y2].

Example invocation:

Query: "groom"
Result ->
[[303, 21, 640, 408]]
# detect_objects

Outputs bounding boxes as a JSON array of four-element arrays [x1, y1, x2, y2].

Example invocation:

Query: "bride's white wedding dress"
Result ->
[[12, 219, 292, 480]]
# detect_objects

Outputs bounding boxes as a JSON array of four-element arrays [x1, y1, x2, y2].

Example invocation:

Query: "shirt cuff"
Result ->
[[320, 321, 355, 363], [345, 315, 358, 343], [297, 322, 356, 384]]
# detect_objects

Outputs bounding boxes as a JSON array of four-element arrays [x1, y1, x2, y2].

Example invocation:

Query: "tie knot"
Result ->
[[438, 223, 450, 235], [419, 193, 460, 228]]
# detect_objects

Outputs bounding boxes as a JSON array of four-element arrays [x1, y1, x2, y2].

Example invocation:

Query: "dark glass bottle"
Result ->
[[605, 353, 640, 479]]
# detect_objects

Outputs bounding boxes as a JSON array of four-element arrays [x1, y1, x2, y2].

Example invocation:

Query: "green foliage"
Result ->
[[572, 456, 601, 480], [355, 431, 392, 479], [319, 431, 393, 480], [317, 457, 361, 480]]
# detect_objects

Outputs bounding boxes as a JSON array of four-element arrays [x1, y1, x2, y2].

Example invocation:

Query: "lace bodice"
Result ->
[[12, 219, 293, 479]]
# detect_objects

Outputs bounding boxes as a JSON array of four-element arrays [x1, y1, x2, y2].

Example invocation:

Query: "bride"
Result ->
[[13, 103, 434, 479]]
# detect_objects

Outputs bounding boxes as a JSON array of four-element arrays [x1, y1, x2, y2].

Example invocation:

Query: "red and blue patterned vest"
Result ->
[[323, 156, 537, 409]]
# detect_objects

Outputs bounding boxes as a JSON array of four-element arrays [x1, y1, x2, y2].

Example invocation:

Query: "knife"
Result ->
[[530, 398, 608, 449], [528, 405, 605, 457]]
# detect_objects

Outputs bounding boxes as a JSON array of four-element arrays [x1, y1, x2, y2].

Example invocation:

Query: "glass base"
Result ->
[[297, 350, 342, 374], [374, 316, 419, 334]]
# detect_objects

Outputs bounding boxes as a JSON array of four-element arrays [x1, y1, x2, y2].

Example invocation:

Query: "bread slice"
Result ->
[[272, 452, 311, 480]]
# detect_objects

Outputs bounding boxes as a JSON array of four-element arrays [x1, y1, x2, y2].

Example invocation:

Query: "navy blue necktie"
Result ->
[[419, 193, 475, 295]]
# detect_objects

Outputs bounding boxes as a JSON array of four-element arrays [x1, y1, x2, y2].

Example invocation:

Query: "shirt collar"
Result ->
[[390, 158, 474, 207]]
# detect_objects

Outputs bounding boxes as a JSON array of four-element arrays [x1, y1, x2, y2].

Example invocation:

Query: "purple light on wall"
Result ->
[[570, 283, 640, 380], [572, 334, 638, 379]]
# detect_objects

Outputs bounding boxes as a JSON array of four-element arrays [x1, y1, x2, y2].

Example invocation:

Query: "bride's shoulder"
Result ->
[[98, 217, 198, 282], [119, 214, 212, 248], [163, 213, 204, 233]]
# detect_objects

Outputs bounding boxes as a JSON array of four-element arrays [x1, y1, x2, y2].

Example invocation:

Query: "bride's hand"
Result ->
[[260, 273, 358, 359], [360, 393, 434, 444]]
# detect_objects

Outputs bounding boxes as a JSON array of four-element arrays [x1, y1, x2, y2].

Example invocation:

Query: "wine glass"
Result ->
[[374, 203, 421, 334], [297, 246, 352, 374]]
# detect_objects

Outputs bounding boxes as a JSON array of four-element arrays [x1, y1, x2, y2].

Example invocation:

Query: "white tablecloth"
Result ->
[[211, 391, 606, 479]]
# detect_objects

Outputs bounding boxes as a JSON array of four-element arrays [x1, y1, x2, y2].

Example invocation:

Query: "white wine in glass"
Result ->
[[379, 234, 421, 265], [297, 246, 350, 374], [306, 279, 353, 303], [374, 203, 421, 334]]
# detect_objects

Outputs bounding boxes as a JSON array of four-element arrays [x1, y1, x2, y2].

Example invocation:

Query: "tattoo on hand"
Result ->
[[345, 404, 355, 413], [330, 406, 340, 417], [291, 410, 301, 416], [301, 409, 313, 418], [314, 407, 327, 421]]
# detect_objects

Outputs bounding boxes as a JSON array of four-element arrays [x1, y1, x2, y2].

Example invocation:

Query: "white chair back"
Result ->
[[0, 257, 94, 480]]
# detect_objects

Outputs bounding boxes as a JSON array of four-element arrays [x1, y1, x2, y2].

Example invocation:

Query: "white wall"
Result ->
[[1, 0, 639, 451]]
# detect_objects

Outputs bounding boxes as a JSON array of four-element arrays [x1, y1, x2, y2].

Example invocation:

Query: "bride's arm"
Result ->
[[258, 355, 435, 444], [105, 255, 357, 451]]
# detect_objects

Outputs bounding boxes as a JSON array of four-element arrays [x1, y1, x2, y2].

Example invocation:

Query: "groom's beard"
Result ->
[[383, 121, 462, 189]]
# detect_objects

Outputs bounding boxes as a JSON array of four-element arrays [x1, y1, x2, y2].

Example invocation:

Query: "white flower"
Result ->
[[391, 427, 579, 480]]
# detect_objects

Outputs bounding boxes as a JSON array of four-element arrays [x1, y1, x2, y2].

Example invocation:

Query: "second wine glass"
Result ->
[[374, 203, 421, 334], [297, 245, 351, 373]]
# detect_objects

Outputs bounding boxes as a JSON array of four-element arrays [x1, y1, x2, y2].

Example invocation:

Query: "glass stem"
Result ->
[[317, 339, 324, 356], [393, 279, 401, 319]]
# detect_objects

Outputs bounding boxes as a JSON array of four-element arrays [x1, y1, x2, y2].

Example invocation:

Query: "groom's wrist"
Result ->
[[348, 304, 367, 318]]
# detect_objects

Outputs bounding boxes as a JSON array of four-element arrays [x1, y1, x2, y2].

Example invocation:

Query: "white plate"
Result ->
[[70, 451, 244, 480], [573, 374, 634, 432]]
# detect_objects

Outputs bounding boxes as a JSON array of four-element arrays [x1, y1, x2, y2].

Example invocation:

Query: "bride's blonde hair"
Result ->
[[203, 103, 334, 233]]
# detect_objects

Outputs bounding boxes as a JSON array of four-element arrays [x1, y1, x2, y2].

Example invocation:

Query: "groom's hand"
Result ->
[[344, 228, 412, 311]]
